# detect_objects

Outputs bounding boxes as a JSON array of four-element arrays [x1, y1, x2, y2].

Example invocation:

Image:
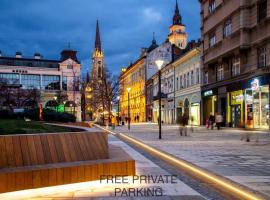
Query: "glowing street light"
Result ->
[[155, 59, 164, 140]]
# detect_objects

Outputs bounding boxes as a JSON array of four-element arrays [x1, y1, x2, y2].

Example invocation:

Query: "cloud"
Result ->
[[0, 0, 200, 76], [142, 8, 162, 23]]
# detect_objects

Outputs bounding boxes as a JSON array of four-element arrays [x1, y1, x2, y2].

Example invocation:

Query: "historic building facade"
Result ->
[[0, 50, 82, 121], [200, 0, 270, 129], [174, 44, 201, 125], [119, 55, 146, 123]]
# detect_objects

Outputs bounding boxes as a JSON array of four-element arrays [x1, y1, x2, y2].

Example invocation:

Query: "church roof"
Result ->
[[95, 20, 102, 51], [173, 0, 183, 25], [147, 32, 159, 53]]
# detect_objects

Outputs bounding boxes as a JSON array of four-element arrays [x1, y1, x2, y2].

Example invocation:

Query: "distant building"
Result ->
[[0, 50, 82, 121], [200, 0, 270, 129]]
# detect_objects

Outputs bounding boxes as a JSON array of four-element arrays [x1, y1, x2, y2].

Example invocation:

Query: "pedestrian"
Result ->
[[215, 113, 223, 130], [209, 113, 215, 130], [179, 113, 188, 136], [190, 115, 194, 133], [111, 115, 116, 130], [137, 115, 140, 122]]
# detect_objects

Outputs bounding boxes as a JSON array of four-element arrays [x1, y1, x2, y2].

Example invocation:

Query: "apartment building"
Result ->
[[200, 0, 270, 129]]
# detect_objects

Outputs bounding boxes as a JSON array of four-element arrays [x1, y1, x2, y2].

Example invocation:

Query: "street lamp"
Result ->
[[155, 59, 164, 140], [117, 96, 120, 126], [127, 87, 131, 130]]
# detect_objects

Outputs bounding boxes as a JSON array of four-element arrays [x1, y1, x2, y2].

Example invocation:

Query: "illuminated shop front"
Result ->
[[175, 92, 201, 126], [245, 78, 269, 129], [227, 90, 244, 128], [202, 90, 217, 125]]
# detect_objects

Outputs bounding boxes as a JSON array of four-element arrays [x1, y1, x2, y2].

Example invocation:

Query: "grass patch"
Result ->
[[0, 119, 83, 134]]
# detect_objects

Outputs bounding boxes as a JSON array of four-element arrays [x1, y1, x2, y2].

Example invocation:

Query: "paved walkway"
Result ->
[[0, 129, 205, 200], [112, 124, 270, 198]]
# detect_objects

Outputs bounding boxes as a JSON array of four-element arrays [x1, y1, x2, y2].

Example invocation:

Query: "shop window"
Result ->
[[258, 47, 267, 68], [209, 32, 216, 48], [223, 19, 232, 38], [258, 0, 267, 23], [232, 57, 240, 76], [217, 65, 224, 81], [208, 0, 216, 13], [204, 71, 208, 84]]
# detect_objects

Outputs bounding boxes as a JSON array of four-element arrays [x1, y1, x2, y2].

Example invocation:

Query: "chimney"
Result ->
[[15, 52, 22, 58], [34, 53, 42, 59]]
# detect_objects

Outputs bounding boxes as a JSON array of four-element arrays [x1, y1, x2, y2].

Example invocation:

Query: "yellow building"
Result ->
[[119, 56, 146, 123]]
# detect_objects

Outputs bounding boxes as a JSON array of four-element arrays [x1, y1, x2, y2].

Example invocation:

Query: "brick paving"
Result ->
[[112, 123, 270, 198], [0, 131, 205, 200]]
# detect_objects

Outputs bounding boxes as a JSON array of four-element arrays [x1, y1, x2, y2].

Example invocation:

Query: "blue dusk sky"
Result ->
[[0, 0, 200, 76]]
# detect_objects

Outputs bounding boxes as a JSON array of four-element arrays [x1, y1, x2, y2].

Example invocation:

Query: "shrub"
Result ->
[[24, 108, 76, 122]]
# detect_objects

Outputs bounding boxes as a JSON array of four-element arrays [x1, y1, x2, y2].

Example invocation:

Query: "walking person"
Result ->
[[215, 113, 223, 130], [209, 113, 215, 130], [111, 115, 116, 130], [182, 113, 189, 136], [190, 116, 194, 133]]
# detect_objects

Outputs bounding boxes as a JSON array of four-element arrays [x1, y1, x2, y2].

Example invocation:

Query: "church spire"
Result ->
[[95, 20, 101, 51], [173, 0, 182, 25]]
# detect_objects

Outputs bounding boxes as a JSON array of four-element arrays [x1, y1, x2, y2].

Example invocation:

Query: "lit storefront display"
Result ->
[[227, 90, 244, 128], [245, 78, 269, 129], [202, 90, 217, 125]]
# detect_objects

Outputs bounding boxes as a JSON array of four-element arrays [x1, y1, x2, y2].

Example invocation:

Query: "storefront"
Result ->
[[227, 76, 270, 129], [245, 78, 269, 129], [175, 92, 201, 126], [202, 89, 217, 125]]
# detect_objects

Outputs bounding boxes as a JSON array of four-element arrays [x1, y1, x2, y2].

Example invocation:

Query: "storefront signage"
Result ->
[[251, 78, 260, 90], [203, 90, 213, 97]]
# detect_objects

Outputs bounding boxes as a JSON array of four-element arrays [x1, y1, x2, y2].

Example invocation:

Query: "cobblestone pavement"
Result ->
[[112, 123, 270, 198], [0, 131, 205, 200]]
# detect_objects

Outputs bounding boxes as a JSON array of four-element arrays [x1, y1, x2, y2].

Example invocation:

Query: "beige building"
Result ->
[[120, 55, 146, 123], [200, 0, 270, 129]]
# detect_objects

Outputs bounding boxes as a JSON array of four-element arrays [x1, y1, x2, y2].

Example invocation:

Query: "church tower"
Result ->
[[168, 0, 187, 49], [91, 20, 105, 80]]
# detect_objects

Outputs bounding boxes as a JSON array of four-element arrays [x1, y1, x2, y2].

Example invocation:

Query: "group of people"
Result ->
[[206, 113, 223, 130]]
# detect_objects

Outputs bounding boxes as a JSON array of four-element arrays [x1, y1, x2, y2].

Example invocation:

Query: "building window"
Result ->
[[258, 0, 267, 22], [67, 64, 73, 69], [196, 68, 200, 84], [0, 73, 20, 85], [191, 70, 194, 85], [21, 74, 41, 89], [176, 77, 179, 90], [223, 19, 232, 38], [209, 32, 216, 47], [62, 76, 67, 91], [43, 75, 60, 90], [184, 74, 186, 88], [209, 0, 216, 13], [217, 65, 224, 81], [180, 75, 183, 89], [204, 71, 208, 84], [258, 47, 267, 67], [187, 72, 190, 87], [232, 57, 240, 76]]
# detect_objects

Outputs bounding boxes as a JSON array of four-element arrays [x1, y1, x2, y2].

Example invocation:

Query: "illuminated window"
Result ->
[[232, 57, 240, 76]]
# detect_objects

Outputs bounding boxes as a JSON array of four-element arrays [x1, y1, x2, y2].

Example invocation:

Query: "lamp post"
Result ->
[[155, 59, 164, 140], [127, 87, 131, 130], [117, 96, 120, 126]]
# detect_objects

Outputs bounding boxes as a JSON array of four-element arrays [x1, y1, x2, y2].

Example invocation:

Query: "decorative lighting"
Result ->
[[155, 59, 164, 70], [127, 88, 131, 93]]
